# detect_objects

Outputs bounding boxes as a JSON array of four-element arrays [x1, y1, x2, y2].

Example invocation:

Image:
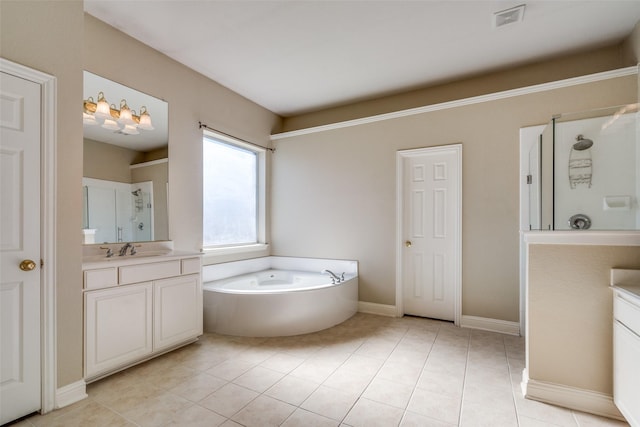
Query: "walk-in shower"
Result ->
[[528, 103, 639, 230]]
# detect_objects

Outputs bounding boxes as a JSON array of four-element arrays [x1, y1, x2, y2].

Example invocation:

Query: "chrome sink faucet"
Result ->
[[100, 246, 114, 257], [118, 242, 134, 256]]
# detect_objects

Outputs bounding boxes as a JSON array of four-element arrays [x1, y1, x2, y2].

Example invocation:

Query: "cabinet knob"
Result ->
[[405, 241, 412, 248]]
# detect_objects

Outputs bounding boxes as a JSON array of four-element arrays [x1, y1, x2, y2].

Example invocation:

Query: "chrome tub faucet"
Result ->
[[322, 269, 344, 284]]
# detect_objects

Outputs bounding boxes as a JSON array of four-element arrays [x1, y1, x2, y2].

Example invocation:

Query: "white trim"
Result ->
[[271, 67, 637, 140], [460, 315, 520, 336], [358, 301, 398, 317], [395, 144, 462, 326], [0, 58, 57, 414], [129, 158, 168, 169], [524, 230, 640, 246], [522, 376, 624, 421], [55, 380, 87, 409], [202, 130, 268, 249], [202, 243, 269, 260]]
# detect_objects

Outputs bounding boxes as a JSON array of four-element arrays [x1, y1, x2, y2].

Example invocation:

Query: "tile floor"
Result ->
[[12, 313, 629, 427]]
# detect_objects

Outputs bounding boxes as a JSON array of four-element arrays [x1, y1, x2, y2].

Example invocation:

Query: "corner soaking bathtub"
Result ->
[[203, 263, 358, 337]]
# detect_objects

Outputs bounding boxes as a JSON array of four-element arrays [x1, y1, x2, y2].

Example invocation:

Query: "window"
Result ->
[[203, 132, 265, 249]]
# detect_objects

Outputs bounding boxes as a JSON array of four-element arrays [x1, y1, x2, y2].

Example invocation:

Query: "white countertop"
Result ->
[[83, 241, 201, 269], [611, 283, 640, 300], [611, 269, 640, 299], [83, 251, 202, 269]]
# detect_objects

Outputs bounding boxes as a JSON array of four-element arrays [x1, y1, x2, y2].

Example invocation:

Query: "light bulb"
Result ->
[[101, 118, 120, 131], [94, 92, 111, 120], [137, 106, 154, 130], [83, 112, 98, 125], [117, 99, 136, 126], [122, 124, 139, 135]]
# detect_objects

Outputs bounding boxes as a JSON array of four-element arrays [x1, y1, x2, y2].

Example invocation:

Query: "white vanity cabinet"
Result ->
[[611, 269, 640, 427], [85, 282, 153, 377], [83, 254, 202, 381], [153, 274, 201, 351]]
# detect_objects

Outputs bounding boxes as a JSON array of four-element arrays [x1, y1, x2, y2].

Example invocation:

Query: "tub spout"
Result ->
[[322, 269, 343, 284]]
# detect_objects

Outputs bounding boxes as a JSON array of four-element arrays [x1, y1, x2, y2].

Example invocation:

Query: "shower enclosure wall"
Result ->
[[528, 104, 639, 231], [82, 177, 154, 243]]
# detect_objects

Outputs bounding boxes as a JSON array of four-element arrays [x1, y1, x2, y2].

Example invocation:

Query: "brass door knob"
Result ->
[[19, 259, 36, 271], [405, 241, 412, 248]]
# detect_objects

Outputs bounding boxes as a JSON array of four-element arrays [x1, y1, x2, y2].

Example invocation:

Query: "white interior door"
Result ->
[[400, 145, 461, 322], [0, 71, 42, 424]]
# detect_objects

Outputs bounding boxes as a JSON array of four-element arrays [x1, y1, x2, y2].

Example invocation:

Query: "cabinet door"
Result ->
[[614, 321, 640, 426], [153, 274, 202, 351], [85, 282, 153, 379]]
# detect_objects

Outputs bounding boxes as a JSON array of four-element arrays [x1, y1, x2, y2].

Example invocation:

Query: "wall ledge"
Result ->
[[271, 66, 637, 140], [55, 380, 87, 409], [524, 231, 640, 246], [522, 373, 624, 421], [460, 315, 520, 336]]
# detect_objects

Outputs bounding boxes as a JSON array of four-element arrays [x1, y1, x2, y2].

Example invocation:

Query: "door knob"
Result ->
[[405, 241, 412, 248], [19, 259, 36, 271]]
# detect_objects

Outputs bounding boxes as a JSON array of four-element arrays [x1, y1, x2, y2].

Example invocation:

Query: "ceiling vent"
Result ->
[[493, 4, 526, 28]]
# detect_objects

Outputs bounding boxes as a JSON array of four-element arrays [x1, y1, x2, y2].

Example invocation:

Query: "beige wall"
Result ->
[[271, 75, 637, 320], [131, 162, 169, 241], [528, 244, 640, 395], [142, 147, 169, 162], [282, 44, 633, 132], [2, 1, 638, 392], [2, 4, 281, 388], [83, 14, 281, 254], [84, 140, 169, 240], [622, 20, 640, 66], [83, 139, 142, 182], [1, 1, 85, 387]]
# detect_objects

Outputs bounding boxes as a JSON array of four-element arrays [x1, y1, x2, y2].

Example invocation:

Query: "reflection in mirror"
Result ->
[[530, 103, 639, 231], [83, 71, 169, 244]]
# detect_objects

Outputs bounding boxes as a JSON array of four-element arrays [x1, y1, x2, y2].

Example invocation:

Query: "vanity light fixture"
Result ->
[[83, 91, 154, 134]]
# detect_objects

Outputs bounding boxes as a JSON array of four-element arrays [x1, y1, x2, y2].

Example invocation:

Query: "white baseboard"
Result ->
[[523, 374, 624, 421], [460, 315, 521, 336], [55, 380, 88, 409], [358, 301, 397, 317]]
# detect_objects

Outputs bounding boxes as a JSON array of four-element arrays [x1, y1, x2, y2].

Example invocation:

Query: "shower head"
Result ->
[[572, 135, 593, 151], [131, 189, 141, 196]]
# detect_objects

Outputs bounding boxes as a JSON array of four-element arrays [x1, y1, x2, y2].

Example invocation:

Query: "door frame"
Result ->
[[1, 58, 57, 414], [395, 144, 462, 325]]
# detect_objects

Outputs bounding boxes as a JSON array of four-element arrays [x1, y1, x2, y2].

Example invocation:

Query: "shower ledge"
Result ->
[[523, 230, 640, 246]]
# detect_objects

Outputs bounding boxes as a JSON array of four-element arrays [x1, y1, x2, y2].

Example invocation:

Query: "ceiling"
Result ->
[[84, 1, 640, 117]]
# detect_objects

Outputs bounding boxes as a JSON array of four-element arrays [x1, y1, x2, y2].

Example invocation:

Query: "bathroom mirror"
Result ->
[[83, 71, 169, 244], [530, 103, 639, 231]]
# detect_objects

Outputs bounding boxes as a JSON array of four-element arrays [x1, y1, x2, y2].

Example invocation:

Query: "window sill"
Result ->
[[202, 243, 270, 259]]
